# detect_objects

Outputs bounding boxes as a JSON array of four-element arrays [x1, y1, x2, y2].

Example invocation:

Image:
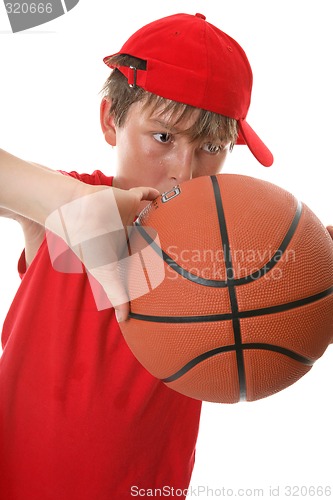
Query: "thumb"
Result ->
[[114, 302, 130, 323], [129, 186, 160, 202]]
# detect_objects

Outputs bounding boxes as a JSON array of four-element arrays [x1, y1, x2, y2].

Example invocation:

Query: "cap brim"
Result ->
[[237, 120, 274, 167]]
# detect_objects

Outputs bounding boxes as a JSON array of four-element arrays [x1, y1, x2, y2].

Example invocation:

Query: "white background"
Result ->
[[0, 0, 332, 498]]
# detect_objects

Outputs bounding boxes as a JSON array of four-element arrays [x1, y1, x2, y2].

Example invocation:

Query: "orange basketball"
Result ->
[[120, 174, 333, 403]]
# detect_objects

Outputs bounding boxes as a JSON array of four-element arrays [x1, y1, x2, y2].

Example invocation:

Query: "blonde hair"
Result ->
[[101, 54, 238, 147]]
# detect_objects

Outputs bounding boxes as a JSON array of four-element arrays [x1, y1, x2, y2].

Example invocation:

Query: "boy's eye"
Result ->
[[201, 143, 224, 154], [153, 133, 172, 144]]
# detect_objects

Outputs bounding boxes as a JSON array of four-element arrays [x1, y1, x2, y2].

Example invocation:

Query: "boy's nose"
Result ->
[[168, 148, 195, 183]]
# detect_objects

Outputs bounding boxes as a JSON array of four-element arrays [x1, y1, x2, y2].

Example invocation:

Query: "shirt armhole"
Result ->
[[18, 249, 27, 279]]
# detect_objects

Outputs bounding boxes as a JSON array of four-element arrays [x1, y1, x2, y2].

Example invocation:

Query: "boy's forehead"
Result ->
[[145, 101, 200, 131]]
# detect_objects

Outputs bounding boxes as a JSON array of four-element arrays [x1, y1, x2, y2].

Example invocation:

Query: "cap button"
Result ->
[[195, 13, 206, 20]]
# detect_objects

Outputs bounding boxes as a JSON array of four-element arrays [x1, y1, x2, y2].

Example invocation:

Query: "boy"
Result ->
[[0, 12, 331, 500]]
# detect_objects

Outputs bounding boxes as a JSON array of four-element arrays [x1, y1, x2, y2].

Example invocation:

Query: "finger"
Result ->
[[114, 302, 130, 323], [129, 186, 160, 202], [87, 262, 130, 312]]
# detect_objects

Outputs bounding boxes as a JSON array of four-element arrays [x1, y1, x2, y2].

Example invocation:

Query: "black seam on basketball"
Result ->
[[132, 177, 323, 402], [239, 287, 333, 318], [133, 222, 229, 287], [234, 199, 303, 285], [128, 311, 233, 323], [210, 175, 246, 401], [162, 345, 236, 383], [134, 199, 303, 287], [128, 285, 333, 323], [161, 343, 314, 383], [242, 343, 314, 365]]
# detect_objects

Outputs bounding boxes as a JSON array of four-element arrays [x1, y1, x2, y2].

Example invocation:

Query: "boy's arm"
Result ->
[[0, 149, 93, 224], [0, 149, 157, 224], [0, 148, 159, 320], [0, 161, 56, 266]]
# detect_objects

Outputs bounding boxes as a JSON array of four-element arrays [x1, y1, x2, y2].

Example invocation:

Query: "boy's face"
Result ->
[[101, 99, 229, 205]]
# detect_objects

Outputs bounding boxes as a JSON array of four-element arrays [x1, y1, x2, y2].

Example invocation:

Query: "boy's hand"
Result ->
[[98, 185, 161, 322], [46, 185, 160, 323]]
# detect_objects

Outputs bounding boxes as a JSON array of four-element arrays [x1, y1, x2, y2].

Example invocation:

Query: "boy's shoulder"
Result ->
[[60, 169, 113, 187]]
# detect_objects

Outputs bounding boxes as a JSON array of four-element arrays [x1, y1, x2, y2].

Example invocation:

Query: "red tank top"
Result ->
[[0, 170, 202, 499]]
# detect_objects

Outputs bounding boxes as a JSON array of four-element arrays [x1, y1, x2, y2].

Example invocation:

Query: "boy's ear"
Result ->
[[100, 98, 117, 146]]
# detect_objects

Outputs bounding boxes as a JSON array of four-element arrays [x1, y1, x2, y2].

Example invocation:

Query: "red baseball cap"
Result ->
[[103, 13, 273, 167]]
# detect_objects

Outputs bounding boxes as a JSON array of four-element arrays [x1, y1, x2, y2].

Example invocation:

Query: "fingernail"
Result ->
[[115, 310, 123, 323]]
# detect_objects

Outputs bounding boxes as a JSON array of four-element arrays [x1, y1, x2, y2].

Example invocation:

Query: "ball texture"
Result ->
[[120, 174, 333, 403]]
